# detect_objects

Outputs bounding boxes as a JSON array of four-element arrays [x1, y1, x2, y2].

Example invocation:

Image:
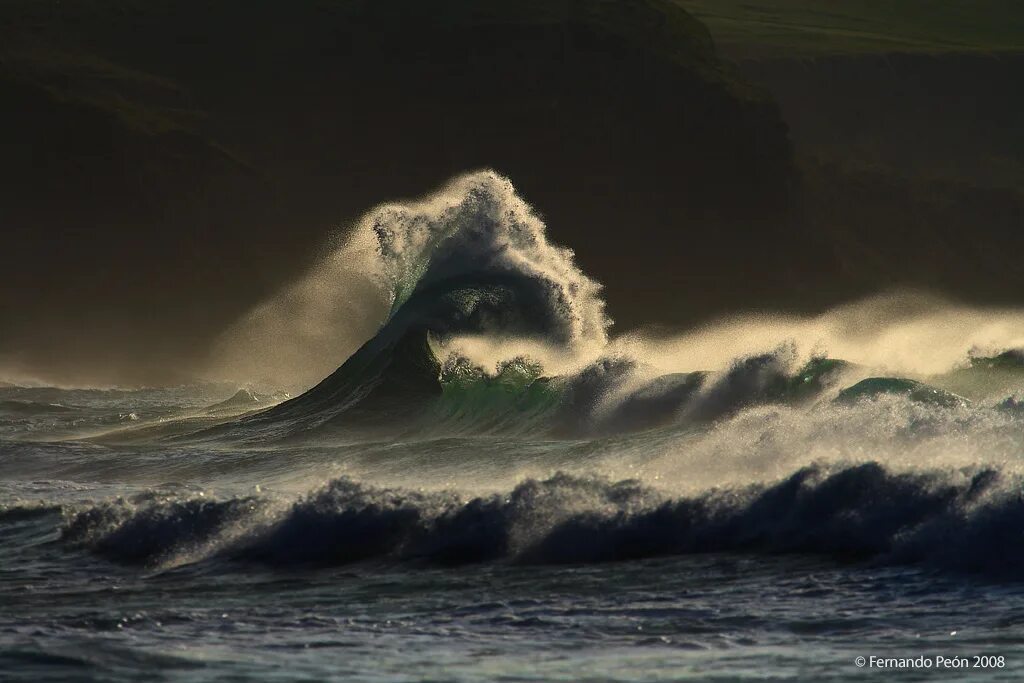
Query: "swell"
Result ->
[[0, 400, 74, 415], [59, 464, 1024, 578]]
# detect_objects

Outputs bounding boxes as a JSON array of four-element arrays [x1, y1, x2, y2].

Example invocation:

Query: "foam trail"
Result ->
[[611, 292, 1024, 378]]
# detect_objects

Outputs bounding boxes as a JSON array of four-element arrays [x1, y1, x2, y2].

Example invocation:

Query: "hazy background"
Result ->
[[1, 0, 1022, 387]]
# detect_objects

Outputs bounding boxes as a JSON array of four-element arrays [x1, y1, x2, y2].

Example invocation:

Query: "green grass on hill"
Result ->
[[677, 0, 1024, 58]]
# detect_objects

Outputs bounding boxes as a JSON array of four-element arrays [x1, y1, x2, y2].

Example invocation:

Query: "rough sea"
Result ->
[[4, 172, 1024, 681]]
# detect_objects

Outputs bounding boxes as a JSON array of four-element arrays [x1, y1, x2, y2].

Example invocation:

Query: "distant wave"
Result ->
[[55, 464, 1024, 578], [0, 400, 74, 415]]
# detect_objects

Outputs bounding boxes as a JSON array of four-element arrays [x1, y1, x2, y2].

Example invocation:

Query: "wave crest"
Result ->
[[371, 171, 609, 347]]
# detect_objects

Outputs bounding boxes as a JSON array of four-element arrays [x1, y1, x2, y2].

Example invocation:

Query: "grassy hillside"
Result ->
[[680, 3, 1024, 315], [677, 0, 1024, 58]]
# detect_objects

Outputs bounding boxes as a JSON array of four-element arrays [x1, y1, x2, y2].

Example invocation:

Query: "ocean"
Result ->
[[3, 172, 1024, 681]]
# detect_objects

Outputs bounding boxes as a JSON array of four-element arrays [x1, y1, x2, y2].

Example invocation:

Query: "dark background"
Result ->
[[1, 0, 1022, 385]]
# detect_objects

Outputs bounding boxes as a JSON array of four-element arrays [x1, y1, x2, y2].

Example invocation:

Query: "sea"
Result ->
[[3, 172, 1024, 681]]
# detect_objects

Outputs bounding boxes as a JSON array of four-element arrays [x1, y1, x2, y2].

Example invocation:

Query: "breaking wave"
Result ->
[[17, 170, 1024, 583], [56, 464, 1024, 578], [177, 170, 1024, 446]]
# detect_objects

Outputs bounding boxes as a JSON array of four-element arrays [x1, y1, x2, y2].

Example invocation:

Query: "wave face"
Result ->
[[215, 172, 611, 440], [54, 464, 1024, 578]]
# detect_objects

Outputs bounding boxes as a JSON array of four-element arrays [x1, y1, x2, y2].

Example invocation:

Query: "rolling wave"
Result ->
[[53, 464, 1024, 578]]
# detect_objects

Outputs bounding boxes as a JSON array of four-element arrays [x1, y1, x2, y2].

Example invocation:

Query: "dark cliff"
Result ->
[[1, 0, 797, 383]]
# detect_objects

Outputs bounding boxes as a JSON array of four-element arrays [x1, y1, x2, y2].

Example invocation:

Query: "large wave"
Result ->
[[178, 170, 1024, 445], [207, 171, 608, 390], [202, 172, 619, 440]]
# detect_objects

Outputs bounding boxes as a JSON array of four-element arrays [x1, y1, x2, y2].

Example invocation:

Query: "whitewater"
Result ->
[[4, 171, 1024, 681]]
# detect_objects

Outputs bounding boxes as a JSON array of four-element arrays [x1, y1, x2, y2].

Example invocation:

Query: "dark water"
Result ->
[[4, 484, 1024, 682], [4, 391, 1024, 682], [5, 173, 1024, 680]]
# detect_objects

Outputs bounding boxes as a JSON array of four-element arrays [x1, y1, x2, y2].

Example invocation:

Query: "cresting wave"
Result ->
[[52, 463, 1024, 577], [208, 171, 608, 391], [186, 171, 1024, 444], [207, 171, 616, 440]]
